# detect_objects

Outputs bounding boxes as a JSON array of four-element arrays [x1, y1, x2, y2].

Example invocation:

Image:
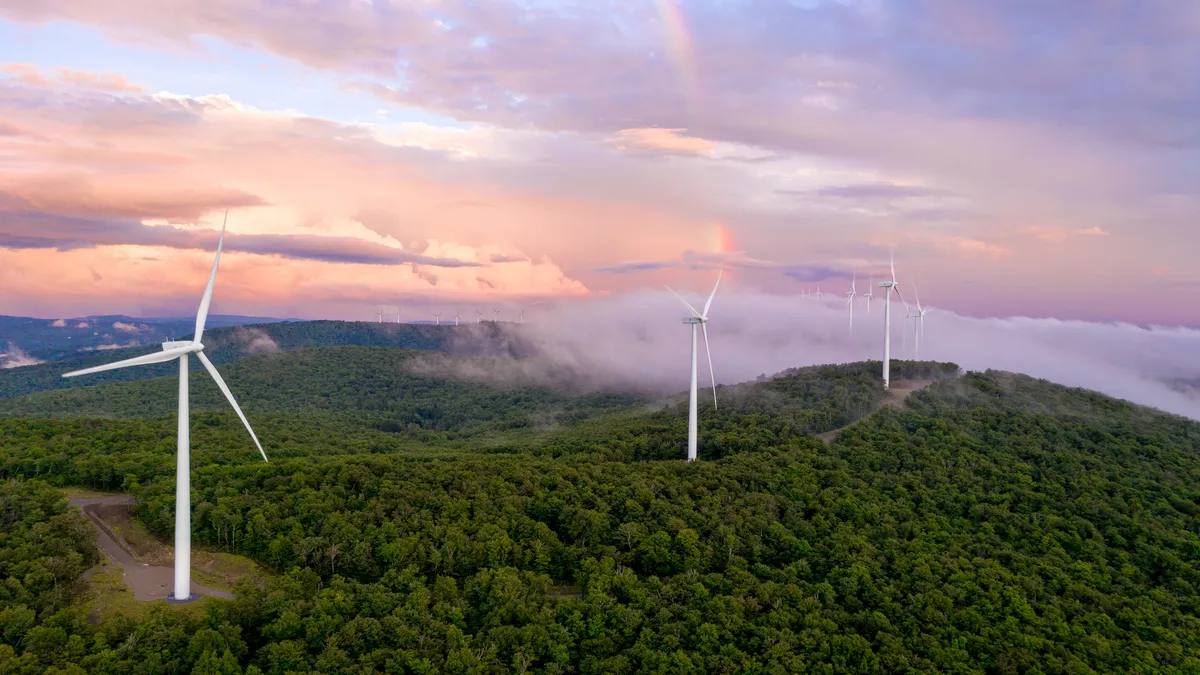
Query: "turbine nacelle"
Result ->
[[682, 316, 705, 324]]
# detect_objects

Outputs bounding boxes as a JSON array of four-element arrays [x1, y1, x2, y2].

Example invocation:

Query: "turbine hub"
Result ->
[[682, 316, 704, 324]]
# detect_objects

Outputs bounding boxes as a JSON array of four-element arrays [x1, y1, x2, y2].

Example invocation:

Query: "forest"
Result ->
[[0, 335, 1197, 674]]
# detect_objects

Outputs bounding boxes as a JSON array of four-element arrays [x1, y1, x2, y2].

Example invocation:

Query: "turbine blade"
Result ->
[[702, 270, 723, 317], [664, 285, 702, 317], [701, 322, 717, 411], [62, 345, 192, 378], [193, 210, 228, 343], [912, 279, 922, 309], [196, 350, 268, 463]]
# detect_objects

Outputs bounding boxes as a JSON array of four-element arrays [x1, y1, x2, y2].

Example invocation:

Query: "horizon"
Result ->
[[1, 2, 1198, 326]]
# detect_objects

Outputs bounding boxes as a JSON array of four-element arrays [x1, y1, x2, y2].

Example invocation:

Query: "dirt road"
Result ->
[[70, 495, 233, 602]]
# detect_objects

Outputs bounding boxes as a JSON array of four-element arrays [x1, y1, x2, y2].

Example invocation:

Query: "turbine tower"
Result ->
[[376, 310, 382, 323], [665, 271, 721, 462], [454, 312, 460, 326], [434, 312, 442, 326], [61, 213, 267, 603], [863, 277, 874, 315], [845, 268, 857, 336], [518, 310, 524, 325], [396, 311, 401, 324], [877, 252, 905, 390]]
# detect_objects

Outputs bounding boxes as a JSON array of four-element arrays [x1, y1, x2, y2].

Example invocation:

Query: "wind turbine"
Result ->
[[454, 311, 460, 327], [475, 309, 483, 324], [376, 310, 382, 323], [493, 308, 500, 322], [434, 312, 442, 326], [396, 311, 401, 324], [845, 268, 857, 336], [910, 281, 932, 360], [877, 251, 905, 390], [518, 310, 524, 325], [61, 213, 267, 603], [665, 271, 721, 462]]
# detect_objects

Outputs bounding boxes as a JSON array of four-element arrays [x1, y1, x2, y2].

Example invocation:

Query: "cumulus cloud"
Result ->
[[480, 290, 1200, 420]]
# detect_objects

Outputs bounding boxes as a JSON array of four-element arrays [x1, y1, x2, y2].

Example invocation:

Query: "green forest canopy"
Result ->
[[0, 346, 1197, 674]]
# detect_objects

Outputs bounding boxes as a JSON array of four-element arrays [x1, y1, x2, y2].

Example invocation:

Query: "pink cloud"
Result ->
[[1, 62, 144, 92], [606, 128, 716, 155], [1020, 225, 1112, 243]]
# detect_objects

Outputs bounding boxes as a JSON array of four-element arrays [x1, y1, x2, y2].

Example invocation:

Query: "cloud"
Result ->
[[112, 321, 140, 332], [1020, 226, 1113, 243], [81, 341, 141, 351], [803, 183, 955, 201], [489, 253, 530, 263], [50, 318, 67, 327], [606, 128, 716, 156], [75, 321, 89, 329], [234, 326, 279, 354], [1, 62, 144, 92], [492, 289, 1200, 420], [0, 342, 42, 369], [597, 250, 781, 274], [932, 235, 1013, 259], [0, 211, 483, 268]]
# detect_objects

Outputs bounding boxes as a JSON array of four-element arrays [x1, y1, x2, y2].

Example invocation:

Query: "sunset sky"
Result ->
[[0, 1, 1196, 325]]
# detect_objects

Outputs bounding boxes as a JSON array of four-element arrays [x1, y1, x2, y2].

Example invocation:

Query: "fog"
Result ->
[[463, 290, 1200, 420]]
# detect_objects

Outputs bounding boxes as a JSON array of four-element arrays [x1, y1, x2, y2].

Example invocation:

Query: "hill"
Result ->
[[0, 320, 525, 400], [0, 313, 294, 365], [0, 352, 1197, 673]]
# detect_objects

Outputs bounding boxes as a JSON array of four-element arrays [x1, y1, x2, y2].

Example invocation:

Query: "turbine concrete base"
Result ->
[[165, 593, 201, 604]]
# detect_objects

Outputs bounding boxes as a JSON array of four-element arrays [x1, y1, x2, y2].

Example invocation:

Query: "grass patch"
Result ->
[[192, 552, 267, 592], [59, 487, 125, 500]]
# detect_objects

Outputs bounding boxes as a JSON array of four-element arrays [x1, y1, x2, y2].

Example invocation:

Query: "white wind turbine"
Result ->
[[475, 310, 483, 324], [376, 310, 382, 323], [910, 280, 932, 360], [665, 271, 721, 462], [396, 311, 401, 324], [434, 312, 442, 326], [877, 252, 906, 390], [493, 308, 500, 322], [518, 310, 524, 325], [845, 268, 857, 336], [454, 311, 460, 326], [62, 213, 267, 603]]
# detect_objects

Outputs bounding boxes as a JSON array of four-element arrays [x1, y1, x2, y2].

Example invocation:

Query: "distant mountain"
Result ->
[[0, 314, 299, 366], [0, 319, 526, 399]]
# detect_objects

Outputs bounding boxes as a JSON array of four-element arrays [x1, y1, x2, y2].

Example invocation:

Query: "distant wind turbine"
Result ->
[[61, 212, 267, 603], [396, 311, 401, 324], [376, 310, 382, 323], [454, 311, 460, 326], [518, 310, 524, 325], [878, 251, 905, 390], [476, 310, 483, 324], [666, 271, 722, 462], [493, 308, 500, 322], [910, 280, 932, 360], [845, 268, 857, 336], [434, 312, 442, 326]]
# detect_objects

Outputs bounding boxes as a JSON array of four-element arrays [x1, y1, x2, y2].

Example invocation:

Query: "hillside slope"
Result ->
[[1, 361, 1198, 672], [0, 320, 512, 400]]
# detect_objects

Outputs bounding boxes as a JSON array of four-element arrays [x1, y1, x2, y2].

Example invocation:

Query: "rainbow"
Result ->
[[654, 0, 701, 115]]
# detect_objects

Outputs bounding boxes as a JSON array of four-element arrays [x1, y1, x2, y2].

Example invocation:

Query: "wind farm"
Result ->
[[1, 1, 1197, 672]]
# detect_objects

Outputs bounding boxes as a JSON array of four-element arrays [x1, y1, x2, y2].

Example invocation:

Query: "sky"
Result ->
[[0, 1, 1198, 326]]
